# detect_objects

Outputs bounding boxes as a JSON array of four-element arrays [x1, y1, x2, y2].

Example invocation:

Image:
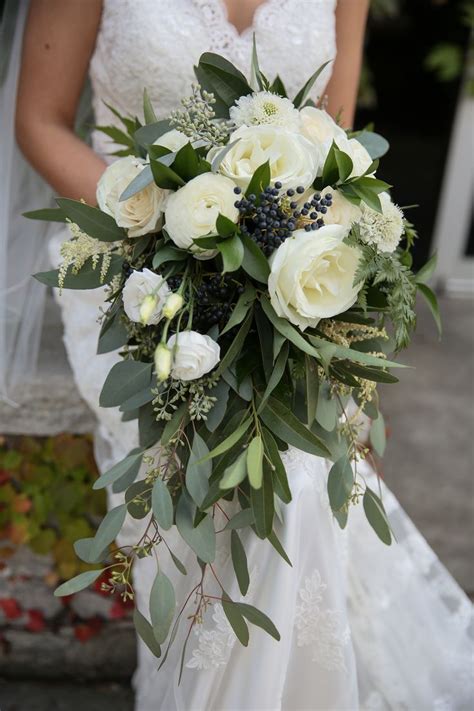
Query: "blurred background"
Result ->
[[0, 0, 473, 709]]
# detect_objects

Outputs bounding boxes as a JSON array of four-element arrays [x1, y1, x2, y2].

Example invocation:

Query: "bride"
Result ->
[[9, 1, 473, 709]]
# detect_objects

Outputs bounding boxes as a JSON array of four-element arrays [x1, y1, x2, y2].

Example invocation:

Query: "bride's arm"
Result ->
[[325, 0, 370, 128], [15, 0, 105, 205]]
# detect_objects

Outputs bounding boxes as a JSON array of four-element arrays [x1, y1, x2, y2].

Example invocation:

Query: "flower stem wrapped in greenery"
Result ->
[[28, 45, 440, 671]]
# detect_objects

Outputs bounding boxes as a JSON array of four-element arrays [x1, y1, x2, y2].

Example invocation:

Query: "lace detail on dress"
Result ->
[[295, 568, 351, 672]]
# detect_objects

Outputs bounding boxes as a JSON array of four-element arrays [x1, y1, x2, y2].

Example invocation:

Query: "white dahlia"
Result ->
[[359, 192, 404, 253], [230, 92, 300, 131]]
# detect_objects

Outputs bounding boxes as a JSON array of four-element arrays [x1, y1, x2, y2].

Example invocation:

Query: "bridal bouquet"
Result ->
[[29, 48, 439, 667]]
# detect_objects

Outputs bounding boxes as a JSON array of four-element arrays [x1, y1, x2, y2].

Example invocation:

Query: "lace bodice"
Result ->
[[89, 0, 336, 156]]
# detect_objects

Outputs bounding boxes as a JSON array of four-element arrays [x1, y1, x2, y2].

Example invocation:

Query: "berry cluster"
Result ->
[[233, 184, 333, 256], [192, 274, 244, 330]]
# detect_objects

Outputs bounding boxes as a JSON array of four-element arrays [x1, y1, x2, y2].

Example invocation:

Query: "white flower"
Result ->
[[334, 136, 373, 178], [322, 187, 362, 231], [154, 129, 189, 153], [167, 331, 220, 381], [162, 293, 184, 319], [155, 343, 172, 381], [164, 173, 239, 258], [299, 107, 347, 165], [230, 92, 300, 130], [122, 268, 170, 325], [97, 156, 168, 238], [358, 192, 404, 253], [215, 125, 319, 192], [268, 224, 362, 330]]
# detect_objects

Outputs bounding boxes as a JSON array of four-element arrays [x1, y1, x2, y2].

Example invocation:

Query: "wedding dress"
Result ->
[[47, 1, 473, 709]]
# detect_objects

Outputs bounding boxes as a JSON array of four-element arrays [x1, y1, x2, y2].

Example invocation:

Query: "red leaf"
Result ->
[[0, 598, 22, 619], [25, 609, 46, 633]]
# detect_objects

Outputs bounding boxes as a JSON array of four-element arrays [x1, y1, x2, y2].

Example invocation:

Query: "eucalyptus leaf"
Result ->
[[328, 456, 354, 511], [120, 164, 154, 201], [222, 593, 249, 646], [417, 282, 442, 337], [73, 537, 108, 564], [90, 504, 127, 559], [235, 603, 280, 641], [221, 283, 256, 335], [246, 435, 263, 490], [259, 396, 331, 458], [260, 296, 321, 359], [54, 569, 103, 597], [34, 254, 123, 290], [250, 464, 274, 538], [176, 491, 216, 563], [261, 428, 292, 504], [216, 310, 253, 375], [99, 360, 152, 408], [93, 450, 144, 490], [205, 379, 230, 432], [133, 608, 161, 658], [219, 450, 248, 489], [231, 530, 250, 596], [224, 508, 255, 530], [56, 198, 126, 241], [370, 412, 386, 457], [363, 488, 392, 545], [150, 570, 176, 644], [186, 432, 211, 506], [257, 340, 289, 412], [152, 479, 174, 530], [355, 130, 390, 159]]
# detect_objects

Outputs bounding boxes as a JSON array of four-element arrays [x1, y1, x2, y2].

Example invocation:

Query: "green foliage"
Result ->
[[0, 435, 106, 580]]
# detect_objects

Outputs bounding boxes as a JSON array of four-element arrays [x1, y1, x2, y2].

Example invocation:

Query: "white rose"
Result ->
[[154, 129, 189, 153], [299, 107, 347, 165], [164, 173, 239, 258], [335, 136, 373, 178], [122, 268, 170, 325], [97, 156, 168, 238], [322, 187, 362, 230], [215, 125, 319, 192], [167, 331, 220, 381], [268, 224, 361, 330]]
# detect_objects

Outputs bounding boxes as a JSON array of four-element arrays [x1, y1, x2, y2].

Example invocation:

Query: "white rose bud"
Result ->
[[122, 268, 170, 325], [162, 293, 184, 320], [268, 224, 362, 330], [155, 343, 172, 382], [96, 156, 168, 238], [214, 125, 319, 192], [167, 331, 220, 381], [164, 173, 239, 258], [334, 136, 373, 179], [299, 107, 347, 166]]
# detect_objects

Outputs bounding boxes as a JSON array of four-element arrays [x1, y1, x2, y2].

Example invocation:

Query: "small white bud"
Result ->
[[154, 343, 172, 381], [139, 294, 158, 325], [162, 293, 184, 320]]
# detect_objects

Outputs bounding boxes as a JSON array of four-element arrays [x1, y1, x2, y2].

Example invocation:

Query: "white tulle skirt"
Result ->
[[50, 234, 474, 711]]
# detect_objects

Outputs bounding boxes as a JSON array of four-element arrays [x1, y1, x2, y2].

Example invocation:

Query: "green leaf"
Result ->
[[73, 537, 108, 565], [169, 551, 187, 576], [186, 432, 211, 507], [315, 381, 337, 432], [200, 417, 252, 462], [120, 164, 154, 201], [257, 340, 289, 412], [23, 207, 66, 222], [259, 396, 331, 458], [328, 456, 354, 511], [119, 384, 155, 412], [216, 310, 253, 375], [261, 428, 291, 504], [354, 130, 389, 159], [241, 234, 270, 283], [250, 464, 274, 538], [56, 198, 126, 241], [217, 233, 244, 272], [90, 504, 127, 559], [307, 336, 407, 369], [235, 603, 280, 641], [205, 379, 230, 432], [231, 530, 250, 595], [97, 308, 128, 354], [150, 157, 185, 190], [134, 119, 172, 148], [219, 450, 248, 489], [152, 479, 174, 530], [245, 161, 271, 201], [246, 435, 263, 490], [143, 88, 157, 125], [250, 33, 269, 90], [221, 283, 256, 336], [150, 570, 176, 644], [415, 253, 437, 285], [370, 412, 386, 457], [161, 402, 188, 446], [34, 254, 123, 290], [267, 529, 292, 566], [216, 213, 238, 238], [138, 402, 165, 449], [99, 361, 152, 408], [293, 60, 331, 107], [417, 282, 442, 336], [321, 142, 339, 186], [334, 147, 353, 182], [95, 125, 134, 148], [152, 245, 187, 270], [363, 488, 392, 545], [305, 355, 319, 427], [198, 52, 252, 107], [224, 508, 255, 530], [93, 450, 144, 490], [343, 361, 399, 384], [176, 491, 216, 563], [133, 608, 161, 658], [260, 296, 321, 359], [222, 593, 249, 646], [54, 569, 103, 597]]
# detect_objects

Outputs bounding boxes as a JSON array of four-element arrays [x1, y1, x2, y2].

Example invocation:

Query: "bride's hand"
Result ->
[[16, 0, 106, 205]]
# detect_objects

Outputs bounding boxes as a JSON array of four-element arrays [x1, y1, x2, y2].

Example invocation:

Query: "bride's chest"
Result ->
[[90, 0, 336, 122]]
